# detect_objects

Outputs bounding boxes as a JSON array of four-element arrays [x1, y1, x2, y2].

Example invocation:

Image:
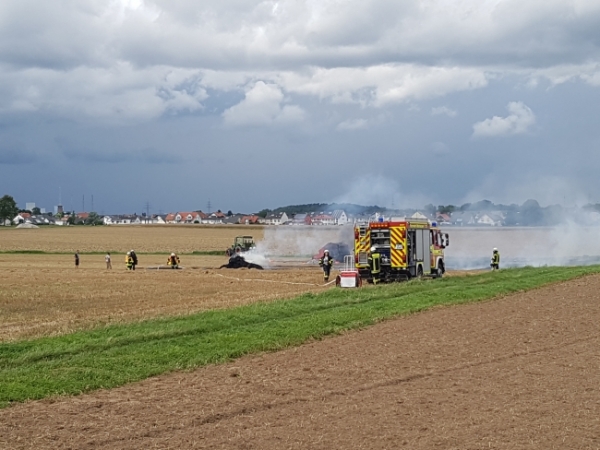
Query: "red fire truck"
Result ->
[[354, 218, 449, 283]]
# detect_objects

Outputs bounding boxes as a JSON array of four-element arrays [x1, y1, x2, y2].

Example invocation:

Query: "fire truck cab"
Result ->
[[354, 218, 449, 283]]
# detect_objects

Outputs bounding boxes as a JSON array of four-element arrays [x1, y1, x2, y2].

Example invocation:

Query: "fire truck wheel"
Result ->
[[436, 262, 445, 278], [417, 265, 424, 279]]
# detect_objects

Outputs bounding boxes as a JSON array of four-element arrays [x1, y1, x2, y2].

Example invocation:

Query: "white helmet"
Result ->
[[493, 248, 498, 251], [127, 251, 131, 255], [324, 249, 329, 253], [171, 253, 175, 256], [131, 249, 135, 253], [371, 246, 377, 252]]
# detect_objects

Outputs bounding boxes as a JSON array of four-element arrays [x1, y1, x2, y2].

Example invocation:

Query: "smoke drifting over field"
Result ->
[[246, 223, 600, 271], [244, 226, 354, 268], [445, 224, 600, 270]]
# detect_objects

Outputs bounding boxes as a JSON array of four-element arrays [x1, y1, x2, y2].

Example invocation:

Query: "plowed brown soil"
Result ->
[[2, 275, 600, 449]]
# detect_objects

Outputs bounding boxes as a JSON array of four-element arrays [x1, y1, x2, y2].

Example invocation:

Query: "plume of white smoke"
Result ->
[[462, 174, 589, 208], [243, 225, 354, 268], [445, 217, 600, 270], [334, 175, 433, 210]]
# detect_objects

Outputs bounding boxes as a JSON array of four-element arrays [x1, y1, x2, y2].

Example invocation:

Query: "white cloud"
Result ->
[[222, 81, 305, 126], [431, 106, 457, 117], [2, 0, 600, 124], [472, 102, 536, 138], [0, 63, 207, 122], [336, 118, 368, 131], [280, 65, 489, 107]]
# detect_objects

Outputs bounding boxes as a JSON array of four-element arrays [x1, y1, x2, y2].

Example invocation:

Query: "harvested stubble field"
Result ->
[[0, 224, 265, 253], [0, 225, 352, 341], [0, 253, 330, 342]]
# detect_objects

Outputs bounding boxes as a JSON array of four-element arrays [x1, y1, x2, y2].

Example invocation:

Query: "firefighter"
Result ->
[[130, 249, 138, 270], [491, 248, 500, 270], [319, 249, 334, 282], [125, 251, 134, 270], [167, 252, 180, 269], [368, 246, 381, 284]]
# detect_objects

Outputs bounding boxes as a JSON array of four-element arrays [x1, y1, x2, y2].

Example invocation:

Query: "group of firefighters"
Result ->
[[318, 247, 501, 283], [121, 250, 180, 270]]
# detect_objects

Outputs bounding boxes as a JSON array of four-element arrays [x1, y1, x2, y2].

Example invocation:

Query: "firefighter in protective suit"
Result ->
[[491, 248, 500, 270], [368, 246, 381, 284], [125, 251, 134, 270], [319, 249, 334, 282], [167, 252, 180, 269]]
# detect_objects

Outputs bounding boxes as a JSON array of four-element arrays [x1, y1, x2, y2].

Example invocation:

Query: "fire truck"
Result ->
[[354, 218, 449, 282]]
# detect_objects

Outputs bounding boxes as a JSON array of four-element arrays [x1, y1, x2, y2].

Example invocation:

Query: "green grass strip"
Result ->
[[1, 265, 599, 408]]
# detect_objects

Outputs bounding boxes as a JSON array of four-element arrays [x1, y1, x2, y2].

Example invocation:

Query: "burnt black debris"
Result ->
[[220, 255, 264, 270]]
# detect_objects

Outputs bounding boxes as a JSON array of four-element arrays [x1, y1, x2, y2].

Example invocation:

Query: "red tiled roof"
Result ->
[[241, 215, 260, 224]]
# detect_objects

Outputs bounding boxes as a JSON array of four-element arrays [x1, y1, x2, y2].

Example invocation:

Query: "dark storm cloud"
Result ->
[[0, 147, 36, 164], [63, 148, 181, 165]]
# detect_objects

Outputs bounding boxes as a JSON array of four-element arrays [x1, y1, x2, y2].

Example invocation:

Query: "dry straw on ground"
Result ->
[[0, 224, 265, 253], [0, 253, 329, 342]]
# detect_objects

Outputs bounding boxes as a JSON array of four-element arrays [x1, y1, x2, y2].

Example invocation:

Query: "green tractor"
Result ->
[[226, 235, 256, 256]]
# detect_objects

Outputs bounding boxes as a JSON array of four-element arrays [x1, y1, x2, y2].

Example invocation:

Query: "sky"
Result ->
[[1, 0, 600, 214]]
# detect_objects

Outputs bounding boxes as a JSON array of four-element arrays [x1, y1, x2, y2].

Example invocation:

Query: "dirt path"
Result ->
[[2, 275, 600, 449]]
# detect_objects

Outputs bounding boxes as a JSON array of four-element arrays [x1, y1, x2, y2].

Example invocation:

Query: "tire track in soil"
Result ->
[[2, 274, 600, 449]]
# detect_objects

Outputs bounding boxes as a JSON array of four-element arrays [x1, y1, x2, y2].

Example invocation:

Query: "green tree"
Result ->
[[437, 205, 456, 215], [257, 209, 271, 218], [0, 195, 19, 226], [67, 212, 77, 225], [32, 206, 41, 215], [85, 212, 103, 225]]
